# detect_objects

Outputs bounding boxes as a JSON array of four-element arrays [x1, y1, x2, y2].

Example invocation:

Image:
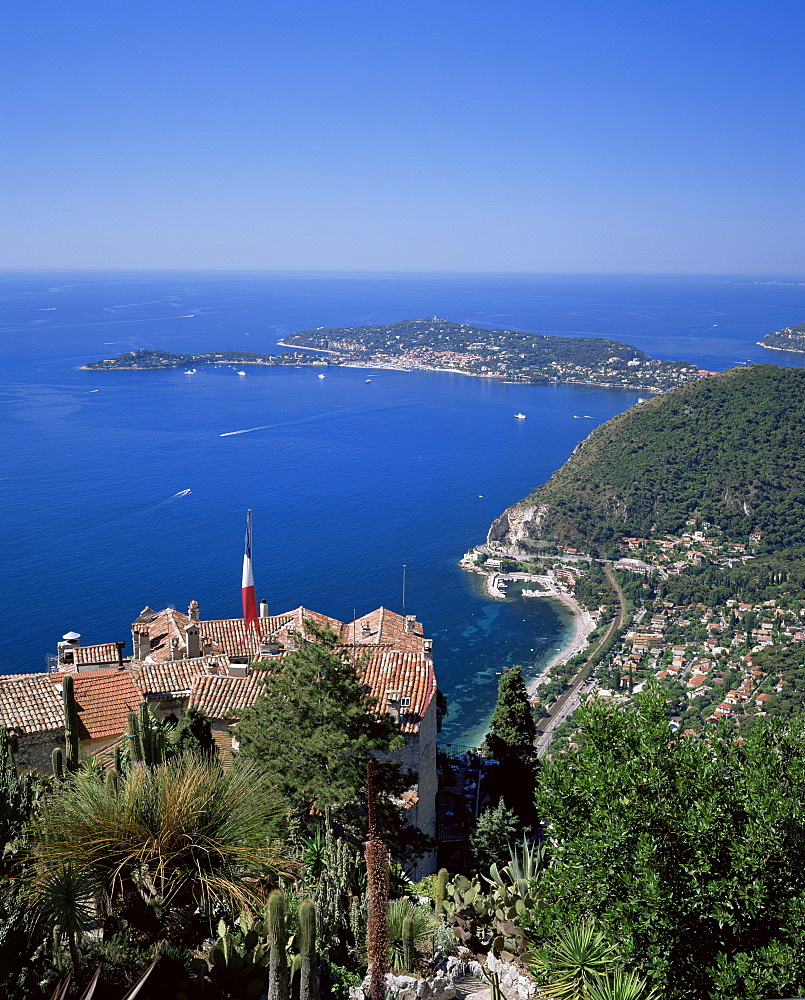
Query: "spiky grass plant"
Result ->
[[29, 753, 297, 939], [387, 899, 437, 973], [531, 922, 623, 1000]]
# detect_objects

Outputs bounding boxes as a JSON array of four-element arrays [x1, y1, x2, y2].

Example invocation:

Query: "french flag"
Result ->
[[241, 509, 261, 643]]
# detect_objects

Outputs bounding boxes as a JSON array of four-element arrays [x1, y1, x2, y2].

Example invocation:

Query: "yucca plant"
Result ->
[[29, 753, 298, 944], [585, 969, 659, 1000], [531, 922, 623, 1000], [28, 864, 98, 976], [387, 899, 437, 973]]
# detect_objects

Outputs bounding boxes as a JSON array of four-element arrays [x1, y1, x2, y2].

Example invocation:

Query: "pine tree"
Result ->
[[237, 621, 428, 859], [483, 665, 538, 829]]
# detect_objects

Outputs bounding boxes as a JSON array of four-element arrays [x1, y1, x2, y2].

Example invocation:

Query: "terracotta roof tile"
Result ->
[[73, 643, 123, 666], [0, 673, 63, 734], [72, 670, 143, 740], [134, 657, 222, 698], [359, 649, 436, 733], [188, 674, 264, 720]]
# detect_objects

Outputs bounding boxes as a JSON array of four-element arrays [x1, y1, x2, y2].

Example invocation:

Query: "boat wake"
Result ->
[[219, 426, 268, 437]]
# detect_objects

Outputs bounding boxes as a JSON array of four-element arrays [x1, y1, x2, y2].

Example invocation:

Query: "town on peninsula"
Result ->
[[83, 318, 708, 392]]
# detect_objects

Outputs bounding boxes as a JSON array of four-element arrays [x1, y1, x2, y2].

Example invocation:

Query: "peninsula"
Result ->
[[464, 364, 805, 745], [759, 321, 805, 353], [83, 318, 707, 391]]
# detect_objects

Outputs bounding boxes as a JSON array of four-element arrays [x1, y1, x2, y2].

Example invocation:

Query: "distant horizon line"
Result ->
[[1, 267, 803, 279]]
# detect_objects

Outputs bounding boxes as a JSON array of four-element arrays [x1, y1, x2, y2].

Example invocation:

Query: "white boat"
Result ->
[[236, 371, 247, 376], [514, 412, 526, 419], [184, 370, 195, 375], [318, 374, 326, 379], [365, 378, 372, 383]]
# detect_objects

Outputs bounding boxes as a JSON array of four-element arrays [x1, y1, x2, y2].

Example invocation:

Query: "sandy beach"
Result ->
[[529, 592, 596, 696]]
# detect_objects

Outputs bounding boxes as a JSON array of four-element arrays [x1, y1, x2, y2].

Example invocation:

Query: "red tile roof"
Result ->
[[71, 670, 143, 740], [188, 674, 264, 720], [73, 643, 123, 666], [359, 649, 435, 734], [0, 673, 63, 734], [134, 657, 217, 697]]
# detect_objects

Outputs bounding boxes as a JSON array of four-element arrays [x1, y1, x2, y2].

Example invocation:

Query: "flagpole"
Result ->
[[241, 509, 261, 649]]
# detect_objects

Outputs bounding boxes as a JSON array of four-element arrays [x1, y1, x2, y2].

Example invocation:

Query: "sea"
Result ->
[[2, 271, 804, 747]]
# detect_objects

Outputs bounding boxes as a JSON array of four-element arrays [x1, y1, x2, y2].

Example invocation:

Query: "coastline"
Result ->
[[466, 560, 596, 697], [758, 340, 805, 354], [529, 592, 595, 697]]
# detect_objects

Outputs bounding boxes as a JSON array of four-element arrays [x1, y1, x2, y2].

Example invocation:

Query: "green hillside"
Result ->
[[498, 365, 805, 552]]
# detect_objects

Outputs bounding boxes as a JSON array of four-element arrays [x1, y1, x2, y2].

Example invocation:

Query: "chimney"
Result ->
[[361, 622, 372, 639], [405, 615, 416, 634], [259, 599, 269, 618], [115, 641, 125, 668], [386, 690, 401, 723], [185, 622, 200, 659], [170, 637, 181, 661], [58, 631, 81, 665], [132, 628, 149, 661], [422, 638, 433, 661], [202, 638, 213, 656], [188, 599, 200, 621]]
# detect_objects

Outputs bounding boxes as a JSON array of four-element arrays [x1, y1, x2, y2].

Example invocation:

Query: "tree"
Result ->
[[526, 690, 805, 1000], [469, 800, 520, 871], [0, 729, 43, 993], [29, 754, 296, 946], [237, 622, 428, 860], [483, 665, 538, 828], [171, 705, 216, 758]]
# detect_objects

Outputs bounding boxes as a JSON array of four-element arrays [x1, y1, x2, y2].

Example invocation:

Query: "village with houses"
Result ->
[[463, 518, 805, 738]]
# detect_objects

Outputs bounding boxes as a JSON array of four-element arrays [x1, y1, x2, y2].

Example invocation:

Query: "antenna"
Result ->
[[402, 564, 407, 616]]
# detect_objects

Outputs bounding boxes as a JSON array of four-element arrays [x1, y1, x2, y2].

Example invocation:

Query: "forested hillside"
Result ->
[[497, 365, 805, 552]]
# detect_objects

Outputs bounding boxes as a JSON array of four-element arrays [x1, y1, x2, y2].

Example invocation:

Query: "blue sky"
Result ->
[[1, 1, 803, 273]]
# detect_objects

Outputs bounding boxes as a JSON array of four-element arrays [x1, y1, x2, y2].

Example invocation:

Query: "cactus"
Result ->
[[105, 770, 119, 795], [138, 702, 153, 764], [402, 915, 415, 974], [207, 915, 271, 999], [435, 867, 448, 917], [267, 889, 289, 1000], [52, 746, 64, 780], [298, 898, 319, 1000], [126, 704, 166, 767], [113, 744, 122, 775], [127, 711, 143, 764], [481, 965, 503, 1000], [62, 674, 80, 772]]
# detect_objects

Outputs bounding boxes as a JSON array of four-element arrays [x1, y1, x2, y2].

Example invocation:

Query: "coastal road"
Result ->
[[534, 563, 627, 756]]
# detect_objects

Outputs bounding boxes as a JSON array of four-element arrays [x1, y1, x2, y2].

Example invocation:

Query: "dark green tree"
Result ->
[[469, 800, 520, 872], [171, 705, 216, 758], [0, 729, 43, 993], [483, 665, 538, 828], [237, 621, 429, 861], [526, 690, 805, 1000]]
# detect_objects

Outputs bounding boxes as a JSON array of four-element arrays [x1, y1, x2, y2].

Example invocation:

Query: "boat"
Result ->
[[318, 374, 326, 379], [184, 369, 195, 375], [236, 371, 247, 376], [365, 378, 372, 383], [514, 412, 526, 419]]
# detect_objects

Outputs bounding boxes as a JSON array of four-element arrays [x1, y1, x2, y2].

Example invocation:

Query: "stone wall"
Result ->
[[16, 729, 64, 773]]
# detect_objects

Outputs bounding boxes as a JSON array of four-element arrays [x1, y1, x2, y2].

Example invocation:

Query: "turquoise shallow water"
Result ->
[[2, 271, 803, 744]]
